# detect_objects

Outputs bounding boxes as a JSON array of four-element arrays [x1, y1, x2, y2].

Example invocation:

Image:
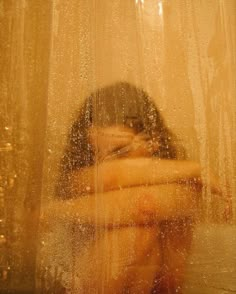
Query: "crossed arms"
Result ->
[[42, 158, 221, 293], [46, 158, 219, 227]]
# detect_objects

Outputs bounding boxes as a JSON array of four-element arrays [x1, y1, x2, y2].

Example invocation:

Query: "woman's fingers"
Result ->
[[89, 127, 160, 160], [121, 136, 158, 158]]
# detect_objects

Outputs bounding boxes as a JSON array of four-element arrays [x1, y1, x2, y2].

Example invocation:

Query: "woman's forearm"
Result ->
[[70, 158, 204, 195], [43, 184, 199, 228]]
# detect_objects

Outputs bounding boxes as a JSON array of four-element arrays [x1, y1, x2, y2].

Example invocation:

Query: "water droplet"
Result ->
[[0, 235, 6, 245], [86, 186, 91, 192], [2, 270, 8, 280], [4, 126, 12, 134], [0, 143, 13, 152], [0, 219, 5, 229], [8, 177, 15, 188]]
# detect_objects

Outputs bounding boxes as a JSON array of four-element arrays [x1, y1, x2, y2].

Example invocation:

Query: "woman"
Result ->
[[43, 82, 221, 293]]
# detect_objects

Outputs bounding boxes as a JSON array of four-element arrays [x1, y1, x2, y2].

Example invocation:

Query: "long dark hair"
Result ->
[[56, 82, 185, 199]]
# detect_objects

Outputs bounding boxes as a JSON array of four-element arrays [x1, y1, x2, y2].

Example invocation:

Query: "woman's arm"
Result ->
[[40, 184, 198, 293], [70, 158, 220, 196], [43, 184, 199, 229]]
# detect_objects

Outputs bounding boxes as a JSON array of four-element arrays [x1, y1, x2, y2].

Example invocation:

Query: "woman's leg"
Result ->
[[77, 226, 161, 293], [127, 243, 162, 294], [151, 218, 194, 293]]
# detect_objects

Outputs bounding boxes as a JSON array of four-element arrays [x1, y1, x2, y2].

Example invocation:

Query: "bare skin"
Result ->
[[45, 184, 199, 227], [43, 184, 198, 293], [43, 126, 223, 293]]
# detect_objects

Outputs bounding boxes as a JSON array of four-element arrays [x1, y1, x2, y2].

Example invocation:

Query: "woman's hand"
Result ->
[[89, 126, 159, 161], [89, 126, 135, 161]]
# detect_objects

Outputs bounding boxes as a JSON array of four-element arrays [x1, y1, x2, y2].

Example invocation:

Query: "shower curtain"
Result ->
[[0, 0, 235, 293]]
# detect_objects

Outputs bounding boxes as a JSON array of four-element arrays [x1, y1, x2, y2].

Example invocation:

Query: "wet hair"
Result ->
[[56, 82, 185, 199]]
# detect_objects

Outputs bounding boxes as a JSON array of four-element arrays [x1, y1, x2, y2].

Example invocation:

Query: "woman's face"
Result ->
[[89, 125, 159, 160]]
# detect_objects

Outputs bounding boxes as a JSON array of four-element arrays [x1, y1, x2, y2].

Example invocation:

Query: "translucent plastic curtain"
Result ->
[[0, 1, 51, 292], [0, 0, 236, 293]]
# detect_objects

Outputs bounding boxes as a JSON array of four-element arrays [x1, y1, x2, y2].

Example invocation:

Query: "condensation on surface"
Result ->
[[0, 0, 236, 293]]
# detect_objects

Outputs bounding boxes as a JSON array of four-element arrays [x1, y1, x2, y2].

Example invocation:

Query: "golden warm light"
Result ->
[[0, 0, 235, 293]]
